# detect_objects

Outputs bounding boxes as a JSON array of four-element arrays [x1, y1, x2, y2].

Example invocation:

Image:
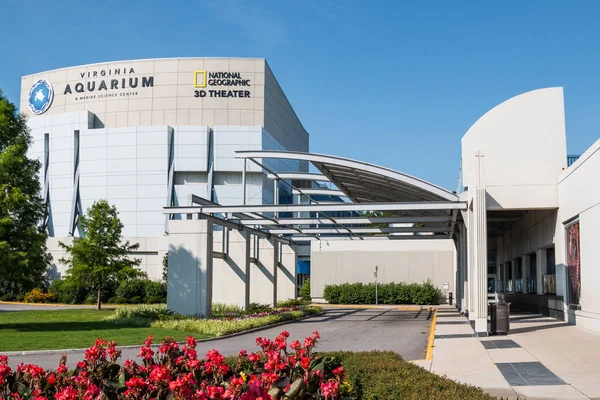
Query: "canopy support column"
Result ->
[[273, 239, 279, 308], [244, 232, 251, 310], [167, 220, 213, 318]]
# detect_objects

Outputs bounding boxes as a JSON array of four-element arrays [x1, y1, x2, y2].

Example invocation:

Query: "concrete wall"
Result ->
[[168, 221, 297, 316], [462, 88, 567, 210], [212, 229, 250, 308], [310, 239, 456, 303], [558, 139, 600, 330], [212, 229, 297, 308]]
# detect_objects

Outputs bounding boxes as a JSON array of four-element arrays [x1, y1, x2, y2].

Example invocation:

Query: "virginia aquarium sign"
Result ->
[[63, 67, 154, 100]]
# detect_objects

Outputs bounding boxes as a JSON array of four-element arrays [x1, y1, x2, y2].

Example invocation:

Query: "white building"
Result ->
[[459, 87, 600, 334], [21, 57, 309, 279]]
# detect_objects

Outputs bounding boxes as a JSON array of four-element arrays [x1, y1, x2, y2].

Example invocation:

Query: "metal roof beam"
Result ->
[[291, 188, 346, 197], [235, 215, 452, 226], [198, 213, 291, 245], [289, 234, 450, 242], [268, 226, 450, 235], [164, 201, 467, 215], [267, 172, 329, 182]]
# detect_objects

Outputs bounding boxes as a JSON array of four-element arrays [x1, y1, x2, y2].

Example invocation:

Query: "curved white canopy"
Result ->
[[236, 150, 458, 203]]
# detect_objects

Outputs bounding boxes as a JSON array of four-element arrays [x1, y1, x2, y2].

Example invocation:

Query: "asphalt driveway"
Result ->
[[0, 303, 97, 312], [3, 307, 433, 369]]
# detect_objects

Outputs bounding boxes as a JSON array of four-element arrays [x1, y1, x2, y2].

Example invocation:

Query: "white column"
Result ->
[[536, 248, 547, 295], [274, 178, 279, 218], [167, 220, 213, 317], [461, 223, 468, 313], [473, 187, 488, 334], [278, 242, 298, 302], [242, 159, 247, 205], [244, 232, 251, 309], [272, 239, 279, 308], [522, 255, 530, 294], [467, 209, 475, 319]]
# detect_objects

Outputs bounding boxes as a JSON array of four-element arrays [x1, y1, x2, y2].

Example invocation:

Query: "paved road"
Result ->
[[3, 307, 433, 369], [0, 303, 98, 312]]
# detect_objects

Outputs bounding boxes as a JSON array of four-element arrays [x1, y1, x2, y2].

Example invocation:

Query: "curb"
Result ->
[[0, 311, 324, 357], [425, 308, 438, 360], [313, 303, 439, 311]]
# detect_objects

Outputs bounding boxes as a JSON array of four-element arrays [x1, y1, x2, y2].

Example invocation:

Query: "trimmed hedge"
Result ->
[[47, 277, 166, 305], [321, 351, 496, 399], [323, 281, 440, 305]]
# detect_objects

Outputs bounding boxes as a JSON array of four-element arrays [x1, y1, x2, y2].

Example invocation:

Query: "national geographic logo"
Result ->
[[193, 70, 251, 98]]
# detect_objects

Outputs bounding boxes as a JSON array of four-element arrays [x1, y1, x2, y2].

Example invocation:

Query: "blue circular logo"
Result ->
[[28, 80, 54, 115]]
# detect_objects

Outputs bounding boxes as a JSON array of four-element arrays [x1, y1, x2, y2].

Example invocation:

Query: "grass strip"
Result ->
[[320, 351, 496, 400], [151, 308, 321, 337], [0, 309, 206, 352]]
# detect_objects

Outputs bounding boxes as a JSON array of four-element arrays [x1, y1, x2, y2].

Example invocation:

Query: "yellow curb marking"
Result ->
[[425, 307, 437, 360]]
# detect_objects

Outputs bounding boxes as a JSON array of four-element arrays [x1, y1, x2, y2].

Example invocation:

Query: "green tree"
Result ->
[[59, 200, 143, 310], [0, 90, 51, 297]]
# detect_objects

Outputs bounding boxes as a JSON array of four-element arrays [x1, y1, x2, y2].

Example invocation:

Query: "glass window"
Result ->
[[488, 250, 497, 275], [530, 253, 537, 277], [547, 247, 556, 275]]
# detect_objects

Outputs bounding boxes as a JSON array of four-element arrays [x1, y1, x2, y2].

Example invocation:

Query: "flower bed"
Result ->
[[106, 304, 323, 337], [0, 331, 353, 399]]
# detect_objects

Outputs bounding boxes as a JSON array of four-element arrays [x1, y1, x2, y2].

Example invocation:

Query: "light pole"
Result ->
[[374, 265, 379, 305]]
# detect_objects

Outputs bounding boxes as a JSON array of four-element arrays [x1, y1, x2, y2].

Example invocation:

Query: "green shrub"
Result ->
[[144, 280, 167, 304], [321, 351, 495, 400], [115, 279, 147, 304], [0, 293, 15, 302], [211, 303, 245, 317], [247, 303, 272, 313], [277, 298, 309, 307], [114, 278, 166, 304], [323, 281, 440, 305], [105, 304, 171, 326], [49, 278, 119, 304], [300, 278, 311, 301]]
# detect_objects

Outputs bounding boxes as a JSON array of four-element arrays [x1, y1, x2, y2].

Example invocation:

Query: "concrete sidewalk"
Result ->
[[423, 305, 600, 399]]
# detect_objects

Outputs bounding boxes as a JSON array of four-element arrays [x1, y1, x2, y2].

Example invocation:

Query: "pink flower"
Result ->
[[321, 380, 339, 399]]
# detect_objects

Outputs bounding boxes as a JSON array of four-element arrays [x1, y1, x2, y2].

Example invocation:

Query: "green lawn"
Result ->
[[0, 309, 210, 351]]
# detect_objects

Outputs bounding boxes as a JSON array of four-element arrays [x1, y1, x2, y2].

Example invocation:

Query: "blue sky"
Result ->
[[2, 1, 599, 191]]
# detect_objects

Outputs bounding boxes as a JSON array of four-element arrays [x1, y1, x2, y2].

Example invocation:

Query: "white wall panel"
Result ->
[[107, 158, 136, 173], [107, 146, 136, 160]]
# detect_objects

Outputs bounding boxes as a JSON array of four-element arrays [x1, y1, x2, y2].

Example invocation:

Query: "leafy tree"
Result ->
[[59, 200, 143, 310], [0, 90, 51, 297], [162, 252, 168, 282]]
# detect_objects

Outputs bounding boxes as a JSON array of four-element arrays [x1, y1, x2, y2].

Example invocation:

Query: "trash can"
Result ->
[[489, 301, 510, 335], [495, 301, 510, 335]]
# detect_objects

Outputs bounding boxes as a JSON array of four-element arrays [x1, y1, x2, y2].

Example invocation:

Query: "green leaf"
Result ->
[[285, 378, 306, 399], [268, 386, 283, 399]]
